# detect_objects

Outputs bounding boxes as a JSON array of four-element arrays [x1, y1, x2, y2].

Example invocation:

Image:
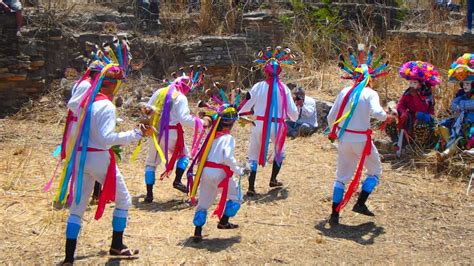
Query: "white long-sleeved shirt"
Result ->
[[297, 95, 318, 127], [327, 86, 387, 143], [87, 99, 142, 150], [202, 134, 243, 178], [239, 81, 299, 122], [67, 80, 91, 115], [147, 87, 198, 128]]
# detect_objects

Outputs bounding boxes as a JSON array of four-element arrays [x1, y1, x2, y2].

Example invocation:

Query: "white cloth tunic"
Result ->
[[327, 86, 387, 184], [239, 80, 299, 161]]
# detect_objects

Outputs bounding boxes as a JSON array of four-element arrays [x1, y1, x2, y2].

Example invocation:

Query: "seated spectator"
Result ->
[[286, 87, 318, 138], [0, 0, 23, 37]]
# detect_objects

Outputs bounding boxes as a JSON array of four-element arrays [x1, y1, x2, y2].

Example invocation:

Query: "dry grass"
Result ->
[[1, 75, 473, 264]]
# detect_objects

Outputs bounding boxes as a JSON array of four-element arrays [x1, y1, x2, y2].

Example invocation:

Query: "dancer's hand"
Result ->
[[138, 124, 155, 137], [202, 116, 213, 128]]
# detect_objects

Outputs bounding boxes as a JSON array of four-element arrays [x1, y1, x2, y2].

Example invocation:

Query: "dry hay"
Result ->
[[1, 73, 474, 264]]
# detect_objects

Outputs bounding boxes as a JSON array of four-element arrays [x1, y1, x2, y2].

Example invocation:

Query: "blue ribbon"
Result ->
[[338, 65, 370, 139]]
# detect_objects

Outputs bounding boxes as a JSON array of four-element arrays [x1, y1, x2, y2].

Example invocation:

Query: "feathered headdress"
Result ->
[[338, 44, 389, 80], [448, 53, 474, 82], [255, 46, 296, 77], [163, 65, 207, 94], [330, 44, 389, 142], [399, 61, 441, 87], [46, 36, 132, 220]]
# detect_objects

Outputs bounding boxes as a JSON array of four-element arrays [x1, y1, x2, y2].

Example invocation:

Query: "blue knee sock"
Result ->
[[249, 160, 258, 172], [332, 181, 345, 204], [361, 175, 379, 193], [66, 214, 82, 239], [224, 200, 241, 217], [112, 208, 128, 232], [145, 165, 156, 185], [193, 210, 207, 227], [176, 157, 189, 170]]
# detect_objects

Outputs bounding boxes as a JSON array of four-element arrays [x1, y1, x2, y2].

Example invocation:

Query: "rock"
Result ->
[[315, 100, 333, 129]]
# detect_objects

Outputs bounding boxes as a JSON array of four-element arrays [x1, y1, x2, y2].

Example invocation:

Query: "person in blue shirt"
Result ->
[[437, 81, 474, 160]]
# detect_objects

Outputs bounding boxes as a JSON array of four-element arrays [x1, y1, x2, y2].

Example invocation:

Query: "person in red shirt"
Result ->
[[396, 79, 435, 138], [393, 61, 440, 146]]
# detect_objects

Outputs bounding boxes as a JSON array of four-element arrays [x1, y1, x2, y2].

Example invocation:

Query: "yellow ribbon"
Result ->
[[190, 116, 221, 199]]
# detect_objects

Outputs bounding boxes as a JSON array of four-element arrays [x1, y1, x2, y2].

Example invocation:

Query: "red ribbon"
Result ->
[[160, 123, 185, 179], [258, 78, 274, 166], [61, 110, 75, 160], [95, 149, 117, 220], [335, 128, 372, 213], [203, 161, 233, 219]]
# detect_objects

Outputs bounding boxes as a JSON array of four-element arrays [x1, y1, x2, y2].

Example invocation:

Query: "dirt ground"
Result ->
[[1, 100, 473, 264]]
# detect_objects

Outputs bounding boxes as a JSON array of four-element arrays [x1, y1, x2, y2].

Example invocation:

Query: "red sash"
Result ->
[[256, 116, 284, 123], [335, 128, 373, 213], [203, 161, 234, 219], [160, 123, 185, 179]]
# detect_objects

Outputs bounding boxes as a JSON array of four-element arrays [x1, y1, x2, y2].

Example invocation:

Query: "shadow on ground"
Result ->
[[132, 196, 192, 212], [181, 235, 241, 252], [314, 220, 385, 245], [243, 187, 289, 204]]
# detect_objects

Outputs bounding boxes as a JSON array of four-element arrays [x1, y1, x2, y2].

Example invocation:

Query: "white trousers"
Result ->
[[145, 129, 189, 167], [69, 151, 132, 218], [196, 168, 241, 212], [335, 141, 382, 185], [248, 121, 285, 162]]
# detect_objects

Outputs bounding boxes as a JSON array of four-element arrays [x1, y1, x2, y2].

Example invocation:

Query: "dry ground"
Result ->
[[0, 98, 473, 264]]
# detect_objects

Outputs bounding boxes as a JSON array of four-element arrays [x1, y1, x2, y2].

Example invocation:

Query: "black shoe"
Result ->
[[246, 189, 256, 197], [173, 181, 189, 193], [193, 226, 203, 243], [63, 239, 77, 265], [269, 180, 283, 187], [352, 203, 375, 216], [217, 222, 239, 229], [144, 184, 153, 203], [328, 214, 339, 226]]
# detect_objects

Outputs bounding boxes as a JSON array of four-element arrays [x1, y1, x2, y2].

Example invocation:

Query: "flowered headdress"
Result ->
[[399, 61, 440, 87], [45, 36, 132, 220], [448, 53, 474, 82]]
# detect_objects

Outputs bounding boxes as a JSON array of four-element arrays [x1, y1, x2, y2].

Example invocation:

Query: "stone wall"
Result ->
[[386, 30, 474, 68], [0, 12, 47, 115]]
